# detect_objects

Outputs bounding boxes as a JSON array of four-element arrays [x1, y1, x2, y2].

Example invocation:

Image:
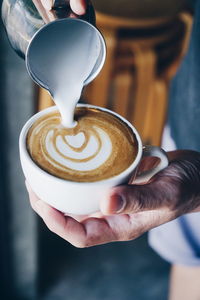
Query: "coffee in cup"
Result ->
[[26, 107, 138, 182]]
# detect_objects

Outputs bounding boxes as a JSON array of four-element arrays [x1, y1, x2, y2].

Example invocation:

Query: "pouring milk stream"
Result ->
[[26, 18, 110, 174], [26, 18, 106, 127]]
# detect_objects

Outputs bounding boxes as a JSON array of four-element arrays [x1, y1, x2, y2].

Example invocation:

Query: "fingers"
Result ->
[[40, 0, 53, 11], [70, 0, 87, 15], [99, 156, 168, 215], [100, 152, 186, 216], [101, 150, 200, 216], [25, 182, 173, 247], [38, 0, 87, 16], [25, 182, 144, 246], [40, 0, 87, 14], [100, 183, 161, 215], [25, 182, 117, 247], [80, 209, 174, 246], [26, 182, 86, 247]]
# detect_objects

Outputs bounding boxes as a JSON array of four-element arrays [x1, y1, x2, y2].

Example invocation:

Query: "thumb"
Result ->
[[70, 0, 87, 15], [100, 183, 161, 215]]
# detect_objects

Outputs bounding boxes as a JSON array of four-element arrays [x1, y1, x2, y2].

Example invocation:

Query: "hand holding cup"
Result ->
[[26, 150, 200, 248]]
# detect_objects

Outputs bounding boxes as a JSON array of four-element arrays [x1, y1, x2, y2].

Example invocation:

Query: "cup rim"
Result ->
[[20, 104, 143, 185], [26, 18, 106, 90]]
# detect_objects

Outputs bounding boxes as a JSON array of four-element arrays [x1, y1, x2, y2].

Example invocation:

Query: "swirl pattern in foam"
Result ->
[[27, 108, 137, 182]]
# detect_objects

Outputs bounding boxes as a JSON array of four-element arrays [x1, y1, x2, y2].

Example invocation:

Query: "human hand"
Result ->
[[41, 0, 87, 15], [26, 150, 200, 248], [32, 0, 87, 23]]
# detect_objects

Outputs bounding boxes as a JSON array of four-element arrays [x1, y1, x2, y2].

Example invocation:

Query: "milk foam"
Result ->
[[27, 109, 137, 182], [45, 127, 112, 171]]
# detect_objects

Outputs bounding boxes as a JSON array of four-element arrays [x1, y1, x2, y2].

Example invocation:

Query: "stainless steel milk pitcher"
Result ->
[[2, 0, 95, 58]]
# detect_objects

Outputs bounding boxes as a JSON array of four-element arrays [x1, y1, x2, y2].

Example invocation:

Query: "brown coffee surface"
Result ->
[[27, 107, 138, 182]]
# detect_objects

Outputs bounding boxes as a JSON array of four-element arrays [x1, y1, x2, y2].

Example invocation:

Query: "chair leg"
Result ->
[[131, 46, 156, 143], [112, 70, 133, 119], [38, 88, 54, 111], [84, 27, 117, 108], [144, 79, 168, 146]]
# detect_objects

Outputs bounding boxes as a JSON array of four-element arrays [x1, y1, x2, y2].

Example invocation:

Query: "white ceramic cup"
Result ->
[[19, 104, 169, 215]]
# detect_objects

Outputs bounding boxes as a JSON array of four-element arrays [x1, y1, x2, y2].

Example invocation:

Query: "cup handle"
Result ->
[[133, 145, 169, 184]]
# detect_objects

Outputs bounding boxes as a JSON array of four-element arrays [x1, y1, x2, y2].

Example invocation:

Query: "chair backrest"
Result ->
[[96, 11, 174, 29], [93, 0, 187, 19], [83, 11, 193, 145]]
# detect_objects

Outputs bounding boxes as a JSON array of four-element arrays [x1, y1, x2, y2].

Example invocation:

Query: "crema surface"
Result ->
[[27, 108, 137, 182]]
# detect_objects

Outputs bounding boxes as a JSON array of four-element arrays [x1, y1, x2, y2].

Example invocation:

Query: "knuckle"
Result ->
[[73, 239, 88, 248], [118, 231, 135, 242], [126, 230, 139, 241], [119, 234, 130, 242], [116, 226, 134, 241], [127, 232, 139, 241], [126, 228, 143, 241], [46, 221, 57, 233]]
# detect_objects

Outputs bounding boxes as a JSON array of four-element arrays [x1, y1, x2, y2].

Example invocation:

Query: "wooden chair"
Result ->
[[37, 12, 192, 146], [83, 12, 192, 145]]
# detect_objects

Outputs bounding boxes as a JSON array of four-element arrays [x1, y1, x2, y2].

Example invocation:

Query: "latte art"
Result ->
[[27, 107, 137, 182], [44, 123, 112, 171]]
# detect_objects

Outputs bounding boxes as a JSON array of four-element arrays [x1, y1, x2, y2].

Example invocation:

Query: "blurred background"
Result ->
[[0, 0, 193, 299]]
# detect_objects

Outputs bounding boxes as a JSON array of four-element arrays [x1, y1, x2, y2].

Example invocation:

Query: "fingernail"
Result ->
[[112, 194, 126, 214], [71, 2, 85, 15]]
